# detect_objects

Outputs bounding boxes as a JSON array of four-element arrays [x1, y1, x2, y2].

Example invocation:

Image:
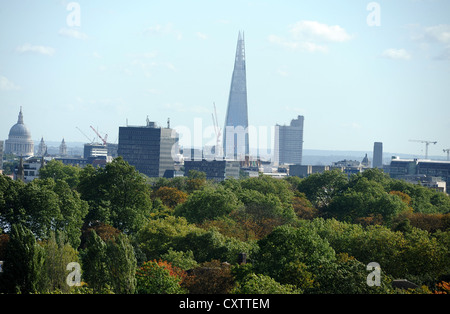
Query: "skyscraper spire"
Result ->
[[223, 31, 249, 160]]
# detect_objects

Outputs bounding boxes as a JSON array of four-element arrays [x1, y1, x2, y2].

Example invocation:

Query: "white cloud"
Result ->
[[144, 23, 182, 40], [58, 28, 88, 40], [269, 20, 352, 53], [0, 75, 20, 91], [381, 48, 412, 60], [290, 21, 352, 43], [16, 43, 55, 56], [409, 24, 450, 60], [196, 32, 208, 40], [422, 24, 450, 44]]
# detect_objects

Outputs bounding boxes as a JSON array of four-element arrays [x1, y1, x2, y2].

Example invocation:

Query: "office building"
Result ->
[[274, 115, 304, 166], [223, 32, 249, 160], [118, 118, 179, 177], [389, 157, 450, 193], [373, 142, 383, 168], [84, 143, 108, 159], [13, 157, 46, 182], [5, 107, 34, 157], [184, 159, 240, 182]]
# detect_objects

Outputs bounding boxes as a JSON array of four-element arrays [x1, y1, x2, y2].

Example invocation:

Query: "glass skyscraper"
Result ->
[[223, 32, 249, 160]]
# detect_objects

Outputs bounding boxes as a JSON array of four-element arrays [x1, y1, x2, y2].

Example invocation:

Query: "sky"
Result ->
[[1, 0, 449, 159]]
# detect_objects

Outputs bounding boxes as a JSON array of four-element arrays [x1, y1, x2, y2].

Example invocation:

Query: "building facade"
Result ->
[[373, 142, 383, 168], [184, 159, 240, 182], [5, 107, 34, 157], [389, 157, 450, 193], [118, 119, 179, 177], [223, 32, 249, 161], [274, 115, 304, 166]]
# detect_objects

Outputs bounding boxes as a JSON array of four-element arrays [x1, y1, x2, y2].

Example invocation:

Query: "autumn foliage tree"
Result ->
[[135, 259, 186, 294], [152, 186, 188, 209]]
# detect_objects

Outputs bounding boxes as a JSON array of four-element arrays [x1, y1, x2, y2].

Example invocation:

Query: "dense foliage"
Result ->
[[0, 159, 449, 294]]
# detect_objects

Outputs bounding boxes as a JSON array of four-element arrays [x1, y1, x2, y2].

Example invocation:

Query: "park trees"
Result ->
[[78, 157, 152, 234]]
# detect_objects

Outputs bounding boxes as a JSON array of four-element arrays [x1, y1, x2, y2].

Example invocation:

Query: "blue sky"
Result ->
[[1, 0, 449, 158]]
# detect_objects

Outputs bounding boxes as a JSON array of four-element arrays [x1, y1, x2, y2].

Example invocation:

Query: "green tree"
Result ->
[[174, 186, 241, 224], [39, 159, 81, 189], [0, 175, 26, 230], [0, 224, 45, 294], [135, 260, 186, 294], [326, 178, 410, 225], [232, 273, 301, 294], [297, 169, 348, 209], [135, 216, 201, 261], [254, 225, 336, 288], [0, 177, 88, 248], [78, 157, 152, 234], [40, 231, 79, 293], [80, 230, 136, 294], [80, 231, 109, 293], [104, 233, 137, 294]]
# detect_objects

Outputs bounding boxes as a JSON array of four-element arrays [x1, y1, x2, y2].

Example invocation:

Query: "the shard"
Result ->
[[223, 31, 249, 160]]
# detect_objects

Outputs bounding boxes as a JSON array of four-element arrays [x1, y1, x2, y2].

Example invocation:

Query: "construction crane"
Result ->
[[211, 102, 222, 156], [444, 149, 450, 161], [409, 139, 437, 159], [90, 125, 108, 146], [76, 127, 94, 144]]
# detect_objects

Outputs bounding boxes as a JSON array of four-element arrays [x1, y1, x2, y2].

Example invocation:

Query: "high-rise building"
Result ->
[[274, 115, 304, 165], [5, 107, 34, 157], [373, 142, 383, 168], [118, 118, 179, 178], [223, 31, 249, 161]]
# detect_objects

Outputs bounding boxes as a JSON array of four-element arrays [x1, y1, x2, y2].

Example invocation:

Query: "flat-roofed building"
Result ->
[[118, 118, 179, 178]]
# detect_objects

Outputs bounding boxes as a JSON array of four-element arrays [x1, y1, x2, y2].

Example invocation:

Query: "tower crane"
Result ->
[[444, 148, 450, 161], [90, 126, 108, 146], [409, 139, 437, 159], [211, 102, 223, 157], [76, 127, 94, 144]]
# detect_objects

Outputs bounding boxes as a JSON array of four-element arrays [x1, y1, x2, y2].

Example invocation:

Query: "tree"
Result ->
[[152, 186, 188, 209], [39, 159, 81, 189], [40, 231, 79, 293], [232, 273, 301, 294], [104, 233, 137, 294], [80, 231, 109, 293], [135, 259, 186, 294], [254, 225, 336, 288], [174, 186, 241, 224], [78, 157, 152, 234], [135, 216, 201, 261], [0, 176, 88, 248], [0, 224, 45, 294], [181, 260, 234, 294], [0, 175, 25, 230], [297, 169, 348, 209], [326, 177, 410, 224], [80, 230, 137, 294]]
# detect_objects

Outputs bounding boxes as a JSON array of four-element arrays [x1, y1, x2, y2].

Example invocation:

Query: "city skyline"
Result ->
[[1, 1, 450, 159]]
